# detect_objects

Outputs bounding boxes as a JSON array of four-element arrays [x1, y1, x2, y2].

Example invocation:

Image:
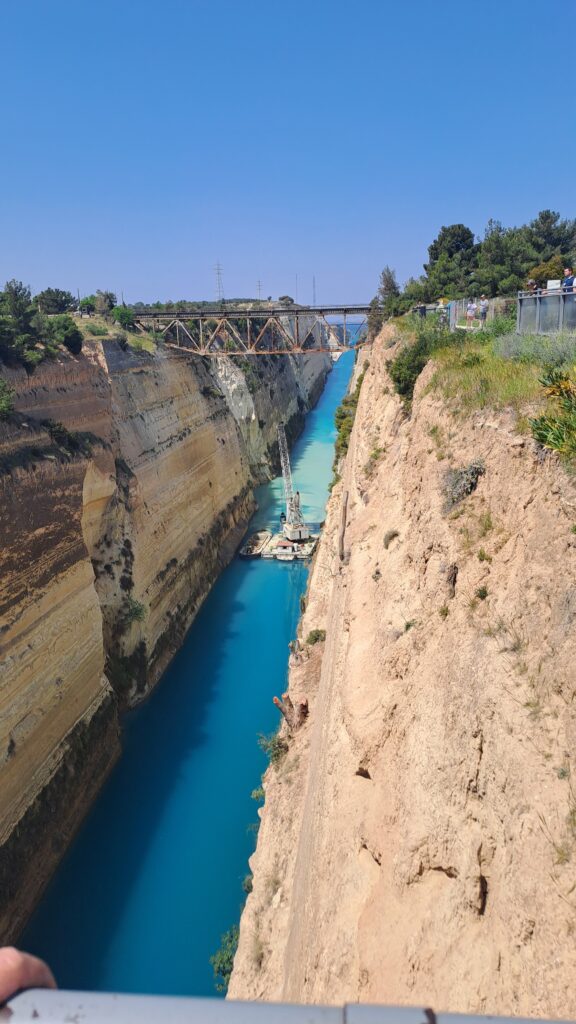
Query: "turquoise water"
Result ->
[[22, 351, 354, 997]]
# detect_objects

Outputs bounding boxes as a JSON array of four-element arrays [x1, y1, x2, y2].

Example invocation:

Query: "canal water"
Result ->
[[23, 350, 354, 997]]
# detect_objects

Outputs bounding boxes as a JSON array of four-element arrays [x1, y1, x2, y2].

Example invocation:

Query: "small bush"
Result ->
[[85, 323, 108, 336], [306, 629, 326, 645], [388, 336, 429, 399], [123, 596, 145, 623], [530, 367, 576, 460], [475, 585, 488, 600], [0, 379, 14, 418], [439, 604, 449, 619], [494, 331, 576, 366], [444, 460, 485, 508], [210, 924, 239, 993], [478, 547, 492, 563], [258, 731, 288, 766], [251, 786, 264, 802]]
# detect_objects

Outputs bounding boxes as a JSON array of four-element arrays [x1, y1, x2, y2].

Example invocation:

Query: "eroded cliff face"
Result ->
[[0, 337, 330, 940], [230, 331, 576, 1019], [0, 417, 119, 940]]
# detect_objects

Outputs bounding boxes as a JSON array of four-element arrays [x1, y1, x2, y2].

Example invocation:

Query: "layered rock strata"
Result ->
[[0, 335, 330, 940], [230, 331, 576, 1020]]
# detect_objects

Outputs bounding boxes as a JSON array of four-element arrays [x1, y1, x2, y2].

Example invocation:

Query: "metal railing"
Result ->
[[5, 990, 574, 1023], [517, 289, 576, 333]]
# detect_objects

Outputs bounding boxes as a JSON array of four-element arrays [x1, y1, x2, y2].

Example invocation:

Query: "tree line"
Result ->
[[0, 283, 138, 367], [368, 209, 576, 337]]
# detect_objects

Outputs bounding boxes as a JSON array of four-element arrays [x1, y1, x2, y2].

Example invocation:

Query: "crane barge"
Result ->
[[239, 423, 319, 560]]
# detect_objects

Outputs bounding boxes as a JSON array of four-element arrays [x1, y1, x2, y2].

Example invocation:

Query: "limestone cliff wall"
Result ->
[[0, 335, 330, 940], [0, 416, 120, 941], [230, 332, 576, 1019]]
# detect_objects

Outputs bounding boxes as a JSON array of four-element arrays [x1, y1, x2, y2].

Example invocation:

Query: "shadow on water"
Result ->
[[22, 350, 354, 996]]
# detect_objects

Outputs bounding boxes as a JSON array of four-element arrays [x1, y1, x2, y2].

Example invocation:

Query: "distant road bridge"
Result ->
[[132, 304, 371, 355]]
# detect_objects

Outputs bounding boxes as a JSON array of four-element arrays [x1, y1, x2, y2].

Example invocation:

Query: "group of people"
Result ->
[[465, 295, 490, 328], [526, 266, 575, 296]]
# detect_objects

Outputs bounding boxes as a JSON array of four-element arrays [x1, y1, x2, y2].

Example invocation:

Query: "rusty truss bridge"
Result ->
[[132, 304, 370, 355]]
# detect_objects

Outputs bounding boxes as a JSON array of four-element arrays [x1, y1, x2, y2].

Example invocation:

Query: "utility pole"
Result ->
[[214, 262, 225, 304], [257, 279, 262, 303]]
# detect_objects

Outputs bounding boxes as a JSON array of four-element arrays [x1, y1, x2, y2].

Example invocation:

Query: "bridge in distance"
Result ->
[[132, 304, 371, 355]]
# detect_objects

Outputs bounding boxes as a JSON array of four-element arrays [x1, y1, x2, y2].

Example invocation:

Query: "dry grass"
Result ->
[[75, 314, 157, 353], [429, 343, 543, 414]]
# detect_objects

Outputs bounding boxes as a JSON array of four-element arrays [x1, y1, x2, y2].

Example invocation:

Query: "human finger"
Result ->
[[0, 946, 56, 1004]]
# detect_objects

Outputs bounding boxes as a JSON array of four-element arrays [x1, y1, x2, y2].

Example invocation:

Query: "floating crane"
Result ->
[[277, 423, 311, 542]]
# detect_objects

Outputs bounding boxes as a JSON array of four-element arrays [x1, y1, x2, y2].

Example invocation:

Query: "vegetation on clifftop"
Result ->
[[368, 210, 576, 329], [386, 307, 576, 466], [0, 280, 84, 368]]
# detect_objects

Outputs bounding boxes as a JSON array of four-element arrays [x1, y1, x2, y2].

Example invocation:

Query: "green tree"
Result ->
[[367, 296, 384, 340], [79, 295, 96, 313], [3, 280, 34, 332], [527, 209, 576, 262], [112, 306, 135, 329], [49, 314, 83, 355], [426, 224, 477, 270], [95, 290, 117, 315], [474, 220, 537, 296], [35, 288, 77, 314], [528, 254, 566, 288]]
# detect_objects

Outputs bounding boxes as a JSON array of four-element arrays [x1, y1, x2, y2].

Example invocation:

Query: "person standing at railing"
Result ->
[[478, 295, 489, 327], [562, 266, 575, 292]]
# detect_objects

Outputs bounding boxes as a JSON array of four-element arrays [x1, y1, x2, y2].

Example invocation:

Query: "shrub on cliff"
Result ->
[[0, 379, 14, 418], [388, 318, 454, 401], [443, 460, 485, 509], [530, 367, 576, 459], [306, 629, 326, 645], [49, 314, 83, 355], [258, 731, 288, 766], [210, 924, 239, 993], [333, 368, 366, 464]]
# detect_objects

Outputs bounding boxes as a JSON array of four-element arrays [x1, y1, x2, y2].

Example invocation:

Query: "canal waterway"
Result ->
[[23, 350, 355, 997]]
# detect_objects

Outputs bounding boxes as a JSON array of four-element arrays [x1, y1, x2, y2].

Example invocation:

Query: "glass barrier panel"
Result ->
[[562, 294, 576, 331], [519, 297, 537, 332], [539, 295, 561, 332]]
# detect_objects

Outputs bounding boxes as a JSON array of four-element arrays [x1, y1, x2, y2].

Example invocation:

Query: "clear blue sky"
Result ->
[[1, 0, 570, 304]]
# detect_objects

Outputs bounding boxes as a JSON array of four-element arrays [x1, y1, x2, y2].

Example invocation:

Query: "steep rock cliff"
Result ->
[[0, 416, 119, 940], [0, 335, 330, 940], [230, 332, 576, 1019]]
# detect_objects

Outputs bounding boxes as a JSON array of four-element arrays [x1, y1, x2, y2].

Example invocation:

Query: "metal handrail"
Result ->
[[6, 990, 575, 1024], [516, 287, 576, 333]]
